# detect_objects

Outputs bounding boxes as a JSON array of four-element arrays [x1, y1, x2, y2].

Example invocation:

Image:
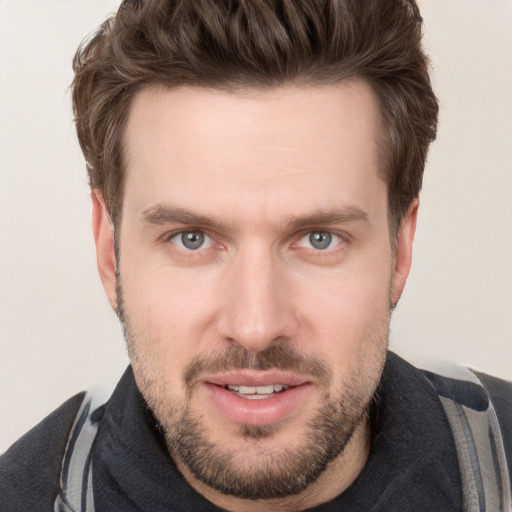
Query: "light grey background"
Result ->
[[1, 0, 511, 452]]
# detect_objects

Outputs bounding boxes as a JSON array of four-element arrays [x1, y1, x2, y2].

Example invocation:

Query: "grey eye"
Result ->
[[170, 230, 215, 252], [181, 231, 205, 250], [180, 231, 206, 250], [309, 232, 332, 250]]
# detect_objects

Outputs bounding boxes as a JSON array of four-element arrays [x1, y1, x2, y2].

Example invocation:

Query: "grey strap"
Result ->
[[434, 366, 511, 512], [54, 391, 106, 512]]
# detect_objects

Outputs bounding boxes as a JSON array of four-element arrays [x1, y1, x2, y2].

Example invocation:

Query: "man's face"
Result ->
[[94, 82, 416, 502]]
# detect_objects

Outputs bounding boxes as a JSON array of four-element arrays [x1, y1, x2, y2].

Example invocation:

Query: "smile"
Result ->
[[202, 373, 312, 426]]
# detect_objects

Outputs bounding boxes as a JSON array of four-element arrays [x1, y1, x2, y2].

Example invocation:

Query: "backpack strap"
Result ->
[[424, 365, 511, 512], [54, 391, 107, 512]]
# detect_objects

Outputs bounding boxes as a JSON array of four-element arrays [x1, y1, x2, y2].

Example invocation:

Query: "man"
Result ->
[[1, 0, 510, 511]]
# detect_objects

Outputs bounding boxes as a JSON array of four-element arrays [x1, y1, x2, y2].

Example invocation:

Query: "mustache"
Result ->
[[183, 343, 332, 389]]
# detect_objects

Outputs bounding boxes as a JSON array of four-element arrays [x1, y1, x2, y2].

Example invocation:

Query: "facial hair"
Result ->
[[116, 278, 388, 500]]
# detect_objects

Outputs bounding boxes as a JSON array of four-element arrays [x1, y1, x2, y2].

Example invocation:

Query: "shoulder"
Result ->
[[474, 371, 512, 437], [474, 370, 512, 484], [418, 362, 512, 503], [0, 392, 85, 512], [419, 364, 511, 456]]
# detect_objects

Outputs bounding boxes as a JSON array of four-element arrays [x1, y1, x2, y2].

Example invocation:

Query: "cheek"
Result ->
[[119, 251, 223, 362], [296, 261, 392, 358], [120, 276, 200, 400]]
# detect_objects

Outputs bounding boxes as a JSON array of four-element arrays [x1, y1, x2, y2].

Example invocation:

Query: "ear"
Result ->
[[390, 199, 419, 307], [91, 190, 118, 311]]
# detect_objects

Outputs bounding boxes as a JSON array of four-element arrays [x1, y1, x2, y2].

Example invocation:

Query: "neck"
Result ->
[[175, 417, 371, 512]]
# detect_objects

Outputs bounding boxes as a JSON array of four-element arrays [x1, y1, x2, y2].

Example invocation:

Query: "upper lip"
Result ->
[[203, 370, 310, 388]]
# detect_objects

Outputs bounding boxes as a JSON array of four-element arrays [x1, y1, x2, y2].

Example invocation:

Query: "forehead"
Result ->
[[122, 82, 386, 226]]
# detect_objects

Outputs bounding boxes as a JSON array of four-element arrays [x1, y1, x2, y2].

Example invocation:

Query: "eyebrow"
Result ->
[[284, 206, 369, 231], [140, 203, 369, 231], [141, 204, 233, 231]]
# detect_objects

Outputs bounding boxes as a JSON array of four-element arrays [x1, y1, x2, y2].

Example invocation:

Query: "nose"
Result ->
[[216, 245, 298, 352]]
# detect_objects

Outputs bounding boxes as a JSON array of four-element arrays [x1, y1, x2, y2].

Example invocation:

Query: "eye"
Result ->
[[297, 231, 342, 250], [170, 231, 214, 251]]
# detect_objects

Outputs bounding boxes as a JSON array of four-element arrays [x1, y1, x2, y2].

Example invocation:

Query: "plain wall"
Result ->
[[1, 0, 511, 452]]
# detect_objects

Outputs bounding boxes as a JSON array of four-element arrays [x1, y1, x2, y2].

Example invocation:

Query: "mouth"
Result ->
[[202, 372, 313, 426]]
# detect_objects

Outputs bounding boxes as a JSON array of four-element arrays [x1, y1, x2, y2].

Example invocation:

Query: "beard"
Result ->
[[116, 279, 388, 501]]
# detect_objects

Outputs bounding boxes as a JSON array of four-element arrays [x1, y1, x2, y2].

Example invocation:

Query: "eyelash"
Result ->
[[164, 228, 348, 256], [295, 231, 344, 251], [168, 230, 215, 251]]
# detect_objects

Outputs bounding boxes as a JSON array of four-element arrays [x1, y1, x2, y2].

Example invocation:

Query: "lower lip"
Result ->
[[203, 383, 312, 426]]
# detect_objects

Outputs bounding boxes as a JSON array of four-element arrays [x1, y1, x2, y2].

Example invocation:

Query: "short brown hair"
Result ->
[[72, 0, 438, 232]]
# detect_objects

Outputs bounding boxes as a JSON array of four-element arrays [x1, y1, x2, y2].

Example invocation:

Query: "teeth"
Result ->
[[226, 384, 289, 395], [239, 385, 256, 394], [254, 385, 274, 395]]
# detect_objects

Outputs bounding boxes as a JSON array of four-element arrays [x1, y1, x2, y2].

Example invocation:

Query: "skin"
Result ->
[[92, 81, 417, 511]]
